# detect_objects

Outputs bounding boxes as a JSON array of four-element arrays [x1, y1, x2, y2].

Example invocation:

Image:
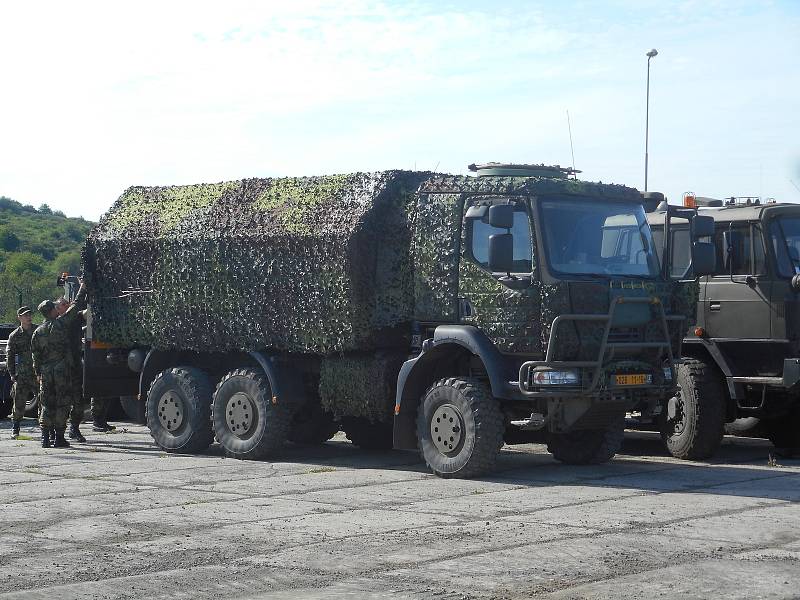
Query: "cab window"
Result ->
[[712, 223, 765, 276], [468, 207, 533, 273]]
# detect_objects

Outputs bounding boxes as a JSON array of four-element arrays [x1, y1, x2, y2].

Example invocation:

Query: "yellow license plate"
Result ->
[[615, 374, 649, 386]]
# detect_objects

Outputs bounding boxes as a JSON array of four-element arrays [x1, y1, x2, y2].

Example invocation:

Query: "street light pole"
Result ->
[[645, 48, 658, 191]]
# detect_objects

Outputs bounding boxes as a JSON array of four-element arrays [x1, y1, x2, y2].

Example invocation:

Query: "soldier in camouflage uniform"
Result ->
[[6, 306, 36, 439], [56, 296, 88, 441], [31, 282, 87, 448]]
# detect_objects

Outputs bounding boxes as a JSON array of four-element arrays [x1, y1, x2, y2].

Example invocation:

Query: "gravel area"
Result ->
[[1, 420, 798, 599]]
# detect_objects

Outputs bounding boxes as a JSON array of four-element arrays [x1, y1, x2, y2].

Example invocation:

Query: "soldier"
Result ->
[[32, 282, 87, 448], [6, 306, 36, 439], [56, 296, 87, 441]]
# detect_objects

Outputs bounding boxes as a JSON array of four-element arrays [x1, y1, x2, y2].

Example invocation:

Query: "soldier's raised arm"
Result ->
[[59, 281, 88, 325]]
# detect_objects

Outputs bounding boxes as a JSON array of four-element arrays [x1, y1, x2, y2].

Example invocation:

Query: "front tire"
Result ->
[[660, 358, 725, 460], [416, 377, 504, 478], [212, 368, 291, 460], [547, 416, 625, 464], [146, 367, 214, 453]]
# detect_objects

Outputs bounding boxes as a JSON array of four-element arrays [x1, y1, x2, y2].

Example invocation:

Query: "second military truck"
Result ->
[[82, 164, 713, 477], [650, 196, 800, 459]]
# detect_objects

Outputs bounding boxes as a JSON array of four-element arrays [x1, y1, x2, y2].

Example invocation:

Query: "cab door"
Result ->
[[457, 196, 539, 354], [703, 222, 771, 339]]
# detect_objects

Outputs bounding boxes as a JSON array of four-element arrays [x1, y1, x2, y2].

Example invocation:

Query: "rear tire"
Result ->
[[341, 416, 393, 450], [416, 377, 504, 478], [212, 368, 291, 460], [120, 395, 146, 424], [146, 367, 214, 453], [660, 359, 725, 460], [547, 416, 625, 464]]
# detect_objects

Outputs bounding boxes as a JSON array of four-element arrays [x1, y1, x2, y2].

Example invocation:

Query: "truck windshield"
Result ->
[[769, 217, 800, 277], [539, 197, 660, 278]]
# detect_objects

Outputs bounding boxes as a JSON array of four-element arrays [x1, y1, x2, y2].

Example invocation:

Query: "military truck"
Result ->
[[81, 165, 713, 477], [649, 196, 800, 459]]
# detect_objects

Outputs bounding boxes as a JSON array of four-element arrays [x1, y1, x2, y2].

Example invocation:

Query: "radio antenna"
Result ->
[[566, 110, 576, 173]]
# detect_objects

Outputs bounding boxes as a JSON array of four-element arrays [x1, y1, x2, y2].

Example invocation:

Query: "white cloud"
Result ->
[[0, 0, 797, 218]]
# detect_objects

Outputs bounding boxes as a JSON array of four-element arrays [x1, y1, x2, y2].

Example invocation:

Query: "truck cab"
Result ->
[[648, 197, 800, 458]]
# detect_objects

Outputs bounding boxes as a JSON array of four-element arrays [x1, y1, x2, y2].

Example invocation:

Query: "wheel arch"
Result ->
[[393, 325, 512, 450], [138, 349, 289, 406]]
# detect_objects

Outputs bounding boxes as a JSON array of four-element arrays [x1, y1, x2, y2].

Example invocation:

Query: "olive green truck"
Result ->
[[81, 164, 713, 477]]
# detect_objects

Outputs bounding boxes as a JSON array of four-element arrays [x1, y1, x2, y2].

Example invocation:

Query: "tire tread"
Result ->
[[662, 358, 725, 460], [212, 368, 291, 460], [417, 377, 504, 478], [146, 367, 214, 454]]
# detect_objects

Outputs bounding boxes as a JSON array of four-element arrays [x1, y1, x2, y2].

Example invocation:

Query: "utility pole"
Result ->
[[645, 48, 658, 191]]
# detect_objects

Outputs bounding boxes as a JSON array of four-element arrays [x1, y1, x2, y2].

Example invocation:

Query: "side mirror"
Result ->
[[691, 241, 715, 276], [691, 215, 714, 239], [488, 204, 514, 229], [488, 233, 514, 273]]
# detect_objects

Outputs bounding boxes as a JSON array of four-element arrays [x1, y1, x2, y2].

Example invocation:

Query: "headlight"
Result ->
[[531, 369, 580, 386]]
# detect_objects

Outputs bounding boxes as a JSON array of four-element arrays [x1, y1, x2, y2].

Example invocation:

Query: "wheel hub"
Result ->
[[226, 392, 255, 438], [430, 403, 464, 455], [157, 392, 185, 432]]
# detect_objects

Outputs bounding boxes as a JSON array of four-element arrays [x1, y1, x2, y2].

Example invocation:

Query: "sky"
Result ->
[[1, 0, 798, 220]]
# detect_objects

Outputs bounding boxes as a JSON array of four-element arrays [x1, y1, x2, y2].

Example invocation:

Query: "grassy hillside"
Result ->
[[0, 196, 94, 323]]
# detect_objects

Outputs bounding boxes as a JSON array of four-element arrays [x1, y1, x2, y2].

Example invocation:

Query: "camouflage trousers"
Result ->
[[66, 364, 86, 426], [11, 378, 36, 422], [91, 396, 109, 422], [38, 364, 72, 430]]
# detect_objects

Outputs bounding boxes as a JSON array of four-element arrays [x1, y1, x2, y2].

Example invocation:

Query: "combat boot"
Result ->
[[68, 423, 86, 443], [53, 429, 70, 448], [41, 427, 51, 448], [11, 421, 21, 439], [92, 420, 116, 432]]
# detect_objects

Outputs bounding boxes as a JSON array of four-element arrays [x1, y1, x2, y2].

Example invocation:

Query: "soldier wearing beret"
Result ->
[[31, 281, 87, 448], [6, 306, 36, 439]]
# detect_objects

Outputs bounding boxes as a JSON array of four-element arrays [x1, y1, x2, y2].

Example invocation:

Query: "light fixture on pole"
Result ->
[[645, 48, 658, 191]]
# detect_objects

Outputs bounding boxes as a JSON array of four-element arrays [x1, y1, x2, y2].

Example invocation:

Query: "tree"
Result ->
[[4, 252, 46, 276], [38, 203, 53, 214], [0, 227, 20, 251]]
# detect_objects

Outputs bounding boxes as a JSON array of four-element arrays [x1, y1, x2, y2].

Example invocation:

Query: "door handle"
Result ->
[[710, 301, 721, 312]]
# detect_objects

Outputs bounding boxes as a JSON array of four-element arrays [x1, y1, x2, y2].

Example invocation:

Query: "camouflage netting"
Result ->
[[85, 171, 432, 354], [319, 352, 406, 420]]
